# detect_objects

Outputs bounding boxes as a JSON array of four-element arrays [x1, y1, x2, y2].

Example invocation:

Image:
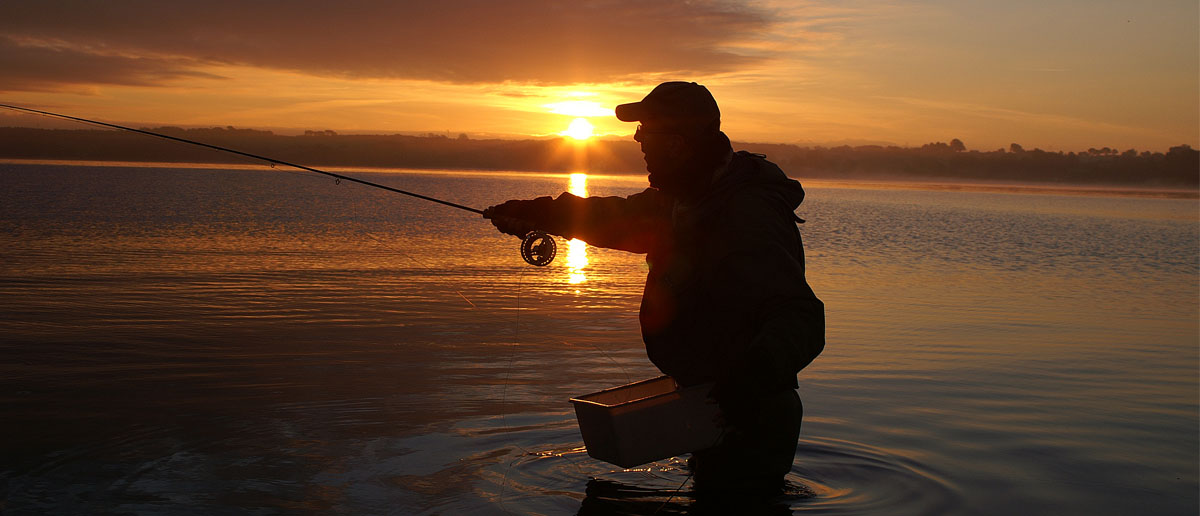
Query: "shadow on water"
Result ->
[[566, 437, 959, 515], [463, 415, 960, 515], [577, 477, 808, 515]]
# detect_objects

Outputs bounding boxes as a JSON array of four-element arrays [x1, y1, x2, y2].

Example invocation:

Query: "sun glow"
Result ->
[[563, 118, 595, 140], [544, 100, 611, 117]]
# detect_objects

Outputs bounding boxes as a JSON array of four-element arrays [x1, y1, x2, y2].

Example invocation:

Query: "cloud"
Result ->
[[0, 36, 223, 91], [0, 0, 777, 89]]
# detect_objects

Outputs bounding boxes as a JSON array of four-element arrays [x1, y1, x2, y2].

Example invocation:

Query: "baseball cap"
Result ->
[[615, 81, 720, 130]]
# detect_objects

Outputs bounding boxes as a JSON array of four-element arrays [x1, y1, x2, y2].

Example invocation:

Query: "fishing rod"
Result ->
[[0, 103, 557, 266]]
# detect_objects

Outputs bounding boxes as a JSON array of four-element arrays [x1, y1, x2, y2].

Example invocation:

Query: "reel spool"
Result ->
[[520, 231, 556, 266]]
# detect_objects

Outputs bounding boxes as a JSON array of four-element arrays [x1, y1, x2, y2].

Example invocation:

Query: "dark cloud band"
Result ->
[[0, 36, 222, 91], [0, 0, 772, 89]]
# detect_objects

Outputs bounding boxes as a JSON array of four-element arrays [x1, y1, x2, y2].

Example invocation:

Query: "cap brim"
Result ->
[[614, 102, 645, 122]]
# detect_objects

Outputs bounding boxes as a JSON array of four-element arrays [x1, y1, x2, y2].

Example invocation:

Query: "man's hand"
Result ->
[[483, 201, 537, 237]]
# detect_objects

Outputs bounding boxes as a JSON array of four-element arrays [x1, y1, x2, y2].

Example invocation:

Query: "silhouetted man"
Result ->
[[484, 82, 824, 498]]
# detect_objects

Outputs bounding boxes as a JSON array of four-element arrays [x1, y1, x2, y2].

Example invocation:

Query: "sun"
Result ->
[[563, 118, 595, 140]]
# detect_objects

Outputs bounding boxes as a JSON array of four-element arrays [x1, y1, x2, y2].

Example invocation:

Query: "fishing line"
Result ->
[[496, 264, 526, 513], [0, 104, 482, 215], [3, 103, 659, 509], [0, 103, 558, 267], [652, 427, 728, 515], [355, 230, 477, 309], [3, 101, 552, 479], [253, 154, 481, 309], [655, 474, 694, 514], [574, 339, 634, 388], [494, 276, 606, 511]]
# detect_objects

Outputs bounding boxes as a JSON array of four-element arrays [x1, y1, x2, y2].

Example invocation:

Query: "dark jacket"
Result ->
[[505, 151, 824, 402]]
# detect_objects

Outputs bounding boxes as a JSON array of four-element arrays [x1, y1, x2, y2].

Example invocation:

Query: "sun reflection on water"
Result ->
[[566, 173, 589, 286]]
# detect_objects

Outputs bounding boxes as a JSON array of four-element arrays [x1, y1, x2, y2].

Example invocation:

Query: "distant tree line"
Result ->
[[737, 139, 1199, 187], [0, 126, 1195, 188]]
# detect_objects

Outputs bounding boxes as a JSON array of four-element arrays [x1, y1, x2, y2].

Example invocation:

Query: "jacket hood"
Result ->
[[713, 151, 806, 211]]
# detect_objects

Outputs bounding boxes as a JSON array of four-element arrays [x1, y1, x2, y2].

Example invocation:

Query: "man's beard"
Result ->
[[646, 153, 683, 192], [646, 151, 708, 200]]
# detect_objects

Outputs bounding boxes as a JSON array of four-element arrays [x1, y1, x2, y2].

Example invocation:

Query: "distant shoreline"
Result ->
[[803, 177, 1199, 200], [4, 158, 1195, 200], [1, 127, 1196, 191]]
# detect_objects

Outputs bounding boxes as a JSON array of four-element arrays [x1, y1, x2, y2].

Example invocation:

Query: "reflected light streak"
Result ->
[[569, 172, 587, 196], [566, 173, 589, 285]]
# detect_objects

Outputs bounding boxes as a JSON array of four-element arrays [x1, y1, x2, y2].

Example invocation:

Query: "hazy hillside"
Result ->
[[1, 127, 1195, 188]]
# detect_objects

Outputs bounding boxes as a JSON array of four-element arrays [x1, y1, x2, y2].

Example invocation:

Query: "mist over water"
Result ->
[[1, 162, 1196, 515]]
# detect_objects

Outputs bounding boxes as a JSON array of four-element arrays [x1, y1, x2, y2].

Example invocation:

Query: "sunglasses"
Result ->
[[633, 124, 680, 143]]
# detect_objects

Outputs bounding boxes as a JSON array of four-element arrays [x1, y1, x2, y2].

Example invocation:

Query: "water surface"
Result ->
[[1, 162, 1196, 515]]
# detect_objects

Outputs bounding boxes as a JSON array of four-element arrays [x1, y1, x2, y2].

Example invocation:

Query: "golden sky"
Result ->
[[1, 0, 1196, 151]]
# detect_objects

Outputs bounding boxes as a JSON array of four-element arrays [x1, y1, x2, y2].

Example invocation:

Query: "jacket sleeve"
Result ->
[[497, 188, 671, 253]]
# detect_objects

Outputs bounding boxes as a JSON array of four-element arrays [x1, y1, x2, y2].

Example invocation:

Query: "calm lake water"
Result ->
[[1, 161, 1197, 515]]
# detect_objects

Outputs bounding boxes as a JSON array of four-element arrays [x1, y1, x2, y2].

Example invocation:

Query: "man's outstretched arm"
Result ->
[[484, 189, 671, 253]]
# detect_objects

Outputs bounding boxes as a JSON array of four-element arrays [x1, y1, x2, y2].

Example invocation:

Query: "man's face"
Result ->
[[634, 123, 690, 193]]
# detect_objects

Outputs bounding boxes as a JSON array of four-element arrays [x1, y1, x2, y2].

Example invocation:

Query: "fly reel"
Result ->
[[520, 231, 556, 266]]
